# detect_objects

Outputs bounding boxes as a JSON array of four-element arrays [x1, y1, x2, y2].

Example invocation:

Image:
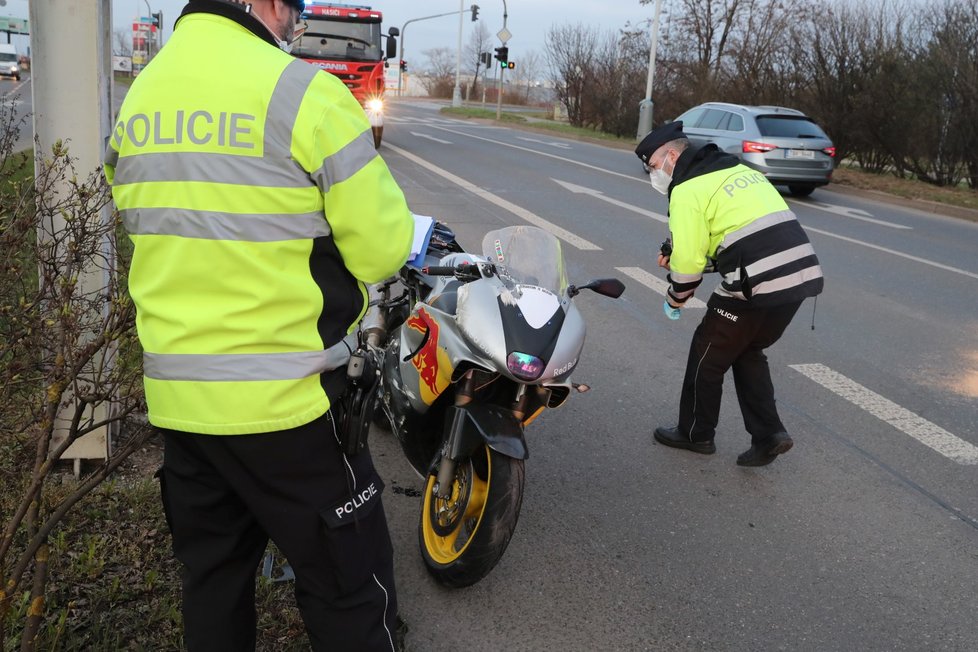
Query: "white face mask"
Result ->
[[648, 151, 675, 195], [278, 18, 306, 53], [649, 167, 671, 195]]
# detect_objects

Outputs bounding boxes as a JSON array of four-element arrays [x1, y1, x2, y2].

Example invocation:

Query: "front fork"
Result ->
[[432, 374, 529, 500]]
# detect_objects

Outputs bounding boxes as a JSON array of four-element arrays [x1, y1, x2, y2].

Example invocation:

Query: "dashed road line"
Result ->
[[615, 266, 707, 308], [384, 143, 601, 251], [790, 363, 978, 465]]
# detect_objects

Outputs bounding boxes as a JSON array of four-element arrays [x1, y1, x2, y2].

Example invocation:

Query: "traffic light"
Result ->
[[494, 46, 508, 66], [471, 4, 479, 21], [399, 60, 407, 72], [507, 61, 515, 70], [151, 11, 162, 29], [480, 52, 492, 66]]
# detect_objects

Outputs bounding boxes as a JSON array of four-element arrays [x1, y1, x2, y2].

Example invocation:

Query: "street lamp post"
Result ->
[[452, 0, 464, 106], [494, 0, 508, 120], [636, 0, 663, 139], [398, 8, 472, 97]]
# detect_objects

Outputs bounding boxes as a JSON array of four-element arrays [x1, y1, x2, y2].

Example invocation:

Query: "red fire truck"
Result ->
[[294, 2, 399, 148]]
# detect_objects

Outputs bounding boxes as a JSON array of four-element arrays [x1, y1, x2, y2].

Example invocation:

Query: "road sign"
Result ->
[[0, 15, 29, 34], [496, 27, 511, 43]]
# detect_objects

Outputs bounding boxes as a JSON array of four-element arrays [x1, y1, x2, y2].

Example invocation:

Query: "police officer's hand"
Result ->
[[657, 253, 671, 270], [663, 300, 681, 321]]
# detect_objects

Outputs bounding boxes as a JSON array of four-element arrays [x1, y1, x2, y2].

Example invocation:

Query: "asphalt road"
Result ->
[[9, 79, 976, 650], [2, 73, 33, 152], [372, 99, 978, 652]]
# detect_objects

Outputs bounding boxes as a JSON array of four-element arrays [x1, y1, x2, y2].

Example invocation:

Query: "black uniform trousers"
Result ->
[[157, 410, 398, 652], [678, 299, 803, 445]]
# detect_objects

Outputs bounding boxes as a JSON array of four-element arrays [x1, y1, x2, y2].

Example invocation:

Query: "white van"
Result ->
[[0, 44, 21, 81]]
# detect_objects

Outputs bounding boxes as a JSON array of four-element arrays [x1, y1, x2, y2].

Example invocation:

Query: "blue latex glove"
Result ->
[[663, 300, 681, 321]]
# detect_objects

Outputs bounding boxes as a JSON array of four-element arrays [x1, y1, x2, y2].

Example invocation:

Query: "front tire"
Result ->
[[419, 444, 525, 588]]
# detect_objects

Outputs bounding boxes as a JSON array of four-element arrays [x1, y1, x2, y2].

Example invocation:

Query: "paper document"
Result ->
[[407, 213, 435, 267]]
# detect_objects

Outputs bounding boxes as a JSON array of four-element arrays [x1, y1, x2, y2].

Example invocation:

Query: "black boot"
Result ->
[[737, 431, 793, 467], [653, 426, 716, 455]]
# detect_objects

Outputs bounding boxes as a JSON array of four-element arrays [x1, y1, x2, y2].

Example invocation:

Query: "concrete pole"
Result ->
[[29, 0, 115, 466], [636, 0, 663, 139], [452, 0, 463, 107]]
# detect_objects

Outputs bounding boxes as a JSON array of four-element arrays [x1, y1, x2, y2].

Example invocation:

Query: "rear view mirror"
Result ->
[[568, 278, 625, 298]]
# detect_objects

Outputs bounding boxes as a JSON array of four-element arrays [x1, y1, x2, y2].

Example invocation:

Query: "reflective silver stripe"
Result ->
[[670, 271, 702, 283], [745, 243, 816, 278], [310, 129, 379, 193], [143, 334, 355, 381], [111, 151, 312, 187], [264, 59, 319, 157], [122, 207, 330, 241], [720, 210, 795, 249], [104, 142, 119, 170], [747, 264, 823, 297], [713, 285, 746, 300]]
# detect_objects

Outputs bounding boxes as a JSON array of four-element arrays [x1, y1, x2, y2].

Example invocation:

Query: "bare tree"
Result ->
[[0, 102, 150, 649], [113, 28, 132, 57], [545, 23, 599, 126], [419, 47, 458, 98], [512, 50, 544, 104], [465, 22, 493, 100]]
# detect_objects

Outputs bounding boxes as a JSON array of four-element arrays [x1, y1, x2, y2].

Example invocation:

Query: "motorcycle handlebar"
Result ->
[[422, 266, 458, 276]]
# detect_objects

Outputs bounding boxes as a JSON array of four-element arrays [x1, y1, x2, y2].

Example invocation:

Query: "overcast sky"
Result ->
[[1, 1, 653, 61]]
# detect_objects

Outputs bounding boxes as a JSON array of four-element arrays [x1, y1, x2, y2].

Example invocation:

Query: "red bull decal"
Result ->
[[406, 307, 453, 405]]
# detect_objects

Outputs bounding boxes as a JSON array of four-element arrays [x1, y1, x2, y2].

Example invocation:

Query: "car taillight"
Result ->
[[822, 146, 836, 157], [743, 141, 777, 153]]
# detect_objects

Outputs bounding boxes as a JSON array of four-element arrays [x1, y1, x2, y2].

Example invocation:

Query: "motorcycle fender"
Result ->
[[444, 404, 528, 461]]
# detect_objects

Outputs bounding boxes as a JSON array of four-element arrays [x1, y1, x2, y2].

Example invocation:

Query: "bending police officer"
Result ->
[[635, 121, 824, 466]]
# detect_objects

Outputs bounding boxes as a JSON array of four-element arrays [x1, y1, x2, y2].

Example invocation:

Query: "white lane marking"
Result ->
[[790, 363, 978, 465], [517, 136, 571, 149], [803, 225, 978, 280], [409, 131, 452, 144], [788, 198, 911, 229], [553, 179, 668, 223], [384, 143, 601, 251], [615, 267, 707, 309], [427, 124, 640, 181], [422, 121, 976, 278]]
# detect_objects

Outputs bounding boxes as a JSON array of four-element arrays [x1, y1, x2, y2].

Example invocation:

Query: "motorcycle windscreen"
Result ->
[[481, 226, 568, 296]]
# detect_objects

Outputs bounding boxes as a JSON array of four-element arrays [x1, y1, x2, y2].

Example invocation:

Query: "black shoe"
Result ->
[[736, 431, 794, 467], [653, 426, 716, 455]]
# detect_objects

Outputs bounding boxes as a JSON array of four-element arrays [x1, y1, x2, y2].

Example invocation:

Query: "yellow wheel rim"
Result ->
[[421, 449, 491, 565]]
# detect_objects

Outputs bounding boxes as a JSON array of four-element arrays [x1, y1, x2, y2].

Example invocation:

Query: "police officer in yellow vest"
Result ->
[[104, 1, 413, 649], [635, 121, 823, 467]]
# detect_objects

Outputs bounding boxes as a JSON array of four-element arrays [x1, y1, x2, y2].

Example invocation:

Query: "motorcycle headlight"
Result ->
[[506, 352, 545, 381], [366, 98, 383, 113]]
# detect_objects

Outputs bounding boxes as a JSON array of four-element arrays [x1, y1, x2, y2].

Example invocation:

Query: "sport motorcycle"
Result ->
[[358, 223, 624, 587]]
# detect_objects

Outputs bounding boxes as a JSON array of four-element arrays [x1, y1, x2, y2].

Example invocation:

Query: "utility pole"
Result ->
[[452, 0, 464, 107], [29, 0, 115, 467], [636, 0, 663, 139], [494, 0, 509, 120]]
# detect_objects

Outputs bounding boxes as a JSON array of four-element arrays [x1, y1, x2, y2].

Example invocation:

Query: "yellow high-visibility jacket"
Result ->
[[104, 5, 413, 435], [665, 145, 823, 309]]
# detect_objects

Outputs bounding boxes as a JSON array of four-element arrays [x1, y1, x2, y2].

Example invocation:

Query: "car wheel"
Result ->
[[788, 184, 815, 197]]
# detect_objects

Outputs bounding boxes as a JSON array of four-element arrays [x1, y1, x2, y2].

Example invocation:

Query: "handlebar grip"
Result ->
[[422, 266, 458, 275]]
